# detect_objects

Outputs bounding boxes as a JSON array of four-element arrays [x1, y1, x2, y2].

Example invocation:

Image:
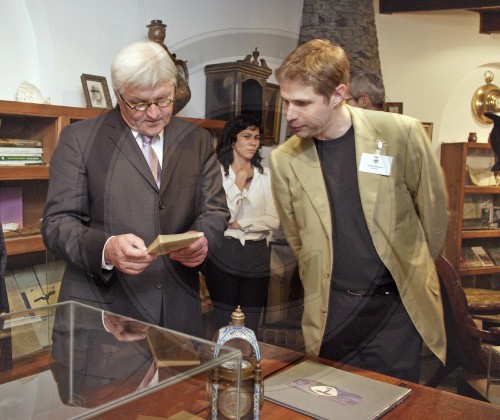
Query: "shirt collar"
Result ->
[[132, 129, 163, 144]]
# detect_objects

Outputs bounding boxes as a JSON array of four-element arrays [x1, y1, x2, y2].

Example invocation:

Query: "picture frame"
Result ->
[[384, 102, 403, 114], [263, 83, 283, 145], [421, 122, 433, 141], [80, 73, 112, 109]]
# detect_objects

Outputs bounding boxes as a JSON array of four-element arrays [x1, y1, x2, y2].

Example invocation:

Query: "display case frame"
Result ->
[[0, 301, 242, 419]]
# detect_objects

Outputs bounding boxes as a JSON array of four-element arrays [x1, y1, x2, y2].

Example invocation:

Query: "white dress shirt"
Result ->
[[222, 165, 279, 245], [101, 130, 164, 269], [132, 129, 163, 168]]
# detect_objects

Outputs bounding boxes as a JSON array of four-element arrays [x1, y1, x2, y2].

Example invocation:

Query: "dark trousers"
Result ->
[[204, 238, 270, 335], [319, 287, 422, 383]]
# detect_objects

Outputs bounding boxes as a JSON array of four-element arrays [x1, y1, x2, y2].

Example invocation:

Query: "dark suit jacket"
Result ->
[[42, 109, 229, 336]]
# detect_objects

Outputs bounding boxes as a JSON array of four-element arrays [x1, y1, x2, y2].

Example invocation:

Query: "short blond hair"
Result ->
[[276, 39, 350, 102]]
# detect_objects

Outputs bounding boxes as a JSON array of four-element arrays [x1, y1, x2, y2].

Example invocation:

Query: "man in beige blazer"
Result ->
[[270, 39, 448, 382]]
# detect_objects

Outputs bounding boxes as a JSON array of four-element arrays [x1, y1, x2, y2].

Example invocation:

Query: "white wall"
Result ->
[[0, 0, 302, 116], [2, 0, 499, 149], [374, 1, 500, 147]]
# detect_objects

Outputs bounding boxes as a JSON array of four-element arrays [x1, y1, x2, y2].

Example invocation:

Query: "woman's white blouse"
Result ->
[[222, 165, 279, 245]]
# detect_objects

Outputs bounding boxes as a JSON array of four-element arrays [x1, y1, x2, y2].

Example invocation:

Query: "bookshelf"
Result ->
[[440, 141, 500, 288], [0, 100, 103, 260]]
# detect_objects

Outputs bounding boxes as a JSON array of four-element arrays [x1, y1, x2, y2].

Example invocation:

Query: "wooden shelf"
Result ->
[[0, 165, 49, 180], [464, 185, 500, 194], [5, 235, 45, 256], [459, 265, 500, 276], [462, 229, 500, 239], [0, 99, 105, 119], [467, 142, 492, 150], [182, 117, 225, 130]]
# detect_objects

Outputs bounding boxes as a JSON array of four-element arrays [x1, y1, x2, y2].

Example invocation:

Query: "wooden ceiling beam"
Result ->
[[379, 0, 500, 14]]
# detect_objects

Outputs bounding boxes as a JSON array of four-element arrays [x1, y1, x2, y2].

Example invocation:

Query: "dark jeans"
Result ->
[[204, 237, 270, 335], [319, 287, 422, 382]]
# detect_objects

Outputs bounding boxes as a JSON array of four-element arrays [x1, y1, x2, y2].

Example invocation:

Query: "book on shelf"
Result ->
[[264, 360, 411, 420], [0, 147, 42, 156], [0, 156, 42, 161], [486, 247, 500, 266], [0, 187, 23, 229], [0, 138, 42, 148], [461, 247, 483, 268], [146, 231, 204, 255], [471, 246, 495, 267], [0, 155, 43, 165], [467, 165, 498, 187]]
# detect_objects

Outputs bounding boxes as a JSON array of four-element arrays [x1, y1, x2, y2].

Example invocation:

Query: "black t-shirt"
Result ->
[[315, 125, 391, 290]]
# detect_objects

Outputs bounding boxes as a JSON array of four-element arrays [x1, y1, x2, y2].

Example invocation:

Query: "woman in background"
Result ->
[[204, 114, 279, 335]]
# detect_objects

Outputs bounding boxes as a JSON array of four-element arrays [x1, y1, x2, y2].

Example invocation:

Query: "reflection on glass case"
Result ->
[[0, 301, 242, 419]]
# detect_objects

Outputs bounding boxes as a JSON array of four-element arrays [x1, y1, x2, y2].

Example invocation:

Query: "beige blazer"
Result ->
[[270, 105, 448, 363]]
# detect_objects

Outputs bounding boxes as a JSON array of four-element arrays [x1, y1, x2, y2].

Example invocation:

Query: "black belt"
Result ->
[[334, 282, 399, 297]]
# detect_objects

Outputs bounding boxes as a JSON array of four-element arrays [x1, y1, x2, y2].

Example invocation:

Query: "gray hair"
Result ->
[[349, 71, 385, 109], [111, 41, 177, 93]]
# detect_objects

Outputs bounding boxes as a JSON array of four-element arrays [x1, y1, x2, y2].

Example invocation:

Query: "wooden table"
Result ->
[[97, 343, 500, 419], [1, 342, 499, 419]]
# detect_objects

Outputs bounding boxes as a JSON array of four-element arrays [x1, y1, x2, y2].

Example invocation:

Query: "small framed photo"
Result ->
[[80, 73, 112, 109], [384, 102, 403, 114], [421, 122, 433, 141]]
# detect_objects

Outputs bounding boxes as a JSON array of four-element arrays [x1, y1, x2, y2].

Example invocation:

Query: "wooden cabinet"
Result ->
[[441, 142, 500, 288], [205, 51, 278, 144], [0, 100, 224, 266]]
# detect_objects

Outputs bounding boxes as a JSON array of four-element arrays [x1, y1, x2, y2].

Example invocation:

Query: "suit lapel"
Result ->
[[160, 117, 184, 195], [349, 106, 391, 236], [104, 109, 160, 190], [289, 138, 332, 236]]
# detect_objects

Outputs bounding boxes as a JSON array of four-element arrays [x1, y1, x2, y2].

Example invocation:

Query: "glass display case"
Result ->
[[0, 301, 242, 419]]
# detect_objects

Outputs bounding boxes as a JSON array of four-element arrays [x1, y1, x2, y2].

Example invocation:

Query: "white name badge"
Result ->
[[359, 153, 393, 176]]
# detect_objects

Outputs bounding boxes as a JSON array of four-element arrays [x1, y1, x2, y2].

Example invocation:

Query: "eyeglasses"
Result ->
[[118, 92, 175, 111], [345, 96, 360, 102]]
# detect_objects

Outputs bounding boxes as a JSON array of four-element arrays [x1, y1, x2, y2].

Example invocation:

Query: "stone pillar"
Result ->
[[299, 0, 382, 76]]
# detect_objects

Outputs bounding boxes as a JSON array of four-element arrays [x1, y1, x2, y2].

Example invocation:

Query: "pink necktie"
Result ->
[[140, 134, 161, 187]]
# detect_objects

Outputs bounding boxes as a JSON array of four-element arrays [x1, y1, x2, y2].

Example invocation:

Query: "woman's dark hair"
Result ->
[[216, 114, 264, 176]]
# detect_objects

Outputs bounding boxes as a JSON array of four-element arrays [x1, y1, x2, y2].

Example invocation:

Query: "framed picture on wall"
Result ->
[[422, 122, 433, 141], [81, 74, 112, 109], [384, 102, 403, 114], [264, 83, 283, 145]]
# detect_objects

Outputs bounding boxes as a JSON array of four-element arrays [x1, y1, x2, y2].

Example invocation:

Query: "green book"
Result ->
[[0, 156, 42, 161]]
